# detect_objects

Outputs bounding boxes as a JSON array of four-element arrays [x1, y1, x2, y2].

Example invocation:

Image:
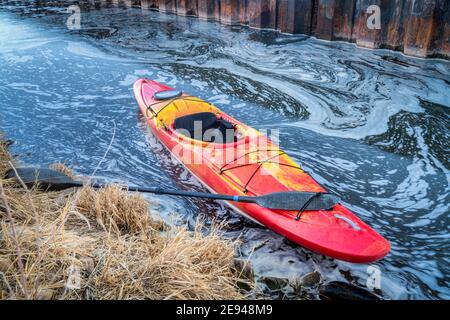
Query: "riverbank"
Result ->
[[0, 135, 253, 299]]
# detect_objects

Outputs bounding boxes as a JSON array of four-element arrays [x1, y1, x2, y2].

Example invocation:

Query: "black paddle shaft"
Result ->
[[5, 167, 256, 202], [5, 167, 340, 211], [114, 184, 252, 203], [93, 185, 338, 211]]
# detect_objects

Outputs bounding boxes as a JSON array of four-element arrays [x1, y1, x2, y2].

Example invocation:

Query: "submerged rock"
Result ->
[[290, 270, 322, 294], [381, 55, 419, 68], [4, 140, 14, 147], [70, 27, 118, 39], [260, 276, 289, 291], [319, 281, 381, 300], [233, 259, 254, 291], [299, 270, 322, 288], [233, 258, 254, 280]]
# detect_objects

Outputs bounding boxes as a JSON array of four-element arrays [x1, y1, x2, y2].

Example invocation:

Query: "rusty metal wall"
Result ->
[[176, 0, 198, 16], [106, 0, 449, 58]]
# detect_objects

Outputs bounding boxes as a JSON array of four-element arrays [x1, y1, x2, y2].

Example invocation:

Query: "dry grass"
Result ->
[[76, 186, 166, 236], [49, 163, 74, 178], [0, 137, 13, 177], [0, 136, 253, 300]]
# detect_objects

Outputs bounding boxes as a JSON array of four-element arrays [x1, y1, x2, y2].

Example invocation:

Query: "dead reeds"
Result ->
[[0, 136, 252, 300]]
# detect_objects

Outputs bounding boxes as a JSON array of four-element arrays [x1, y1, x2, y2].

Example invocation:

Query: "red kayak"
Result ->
[[133, 78, 390, 263]]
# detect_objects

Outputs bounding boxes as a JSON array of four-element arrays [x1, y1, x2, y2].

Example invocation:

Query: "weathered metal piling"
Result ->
[[176, 0, 198, 16], [197, 0, 220, 20], [134, 0, 450, 58], [12, 0, 448, 59], [248, 0, 277, 30]]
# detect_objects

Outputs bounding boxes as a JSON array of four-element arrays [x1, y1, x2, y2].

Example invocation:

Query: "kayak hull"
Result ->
[[133, 79, 390, 263]]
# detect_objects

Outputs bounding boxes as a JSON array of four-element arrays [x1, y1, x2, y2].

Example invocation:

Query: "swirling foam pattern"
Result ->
[[0, 2, 448, 299]]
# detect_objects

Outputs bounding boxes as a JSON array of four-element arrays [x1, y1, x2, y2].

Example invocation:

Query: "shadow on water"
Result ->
[[0, 1, 449, 299]]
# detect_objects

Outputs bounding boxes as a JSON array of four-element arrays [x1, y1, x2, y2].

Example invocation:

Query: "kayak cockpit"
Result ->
[[173, 112, 240, 143], [149, 92, 248, 145]]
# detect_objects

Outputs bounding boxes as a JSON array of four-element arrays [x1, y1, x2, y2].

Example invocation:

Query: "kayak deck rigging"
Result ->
[[219, 149, 303, 193], [146, 96, 211, 119]]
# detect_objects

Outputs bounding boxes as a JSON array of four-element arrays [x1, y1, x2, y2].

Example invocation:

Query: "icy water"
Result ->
[[0, 1, 449, 300]]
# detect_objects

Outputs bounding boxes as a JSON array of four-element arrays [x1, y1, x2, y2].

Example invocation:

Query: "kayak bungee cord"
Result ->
[[224, 150, 332, 221], [295, 192, 326, 221], [146, 96, 214, 130], [219, 149, 306, 195], [219, 149, 288, 173], [146, 96, 211, 119]]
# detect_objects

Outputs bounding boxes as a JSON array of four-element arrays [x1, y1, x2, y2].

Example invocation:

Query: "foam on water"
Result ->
[[0, 2, 449, 299]]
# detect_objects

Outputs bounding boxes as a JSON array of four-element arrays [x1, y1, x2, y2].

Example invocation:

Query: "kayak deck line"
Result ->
[[146, 95, 209, 119], [217, 148, 305, 194]]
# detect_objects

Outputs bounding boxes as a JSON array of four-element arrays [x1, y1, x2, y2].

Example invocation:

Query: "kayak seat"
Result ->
[[173, 112, 236, 143]]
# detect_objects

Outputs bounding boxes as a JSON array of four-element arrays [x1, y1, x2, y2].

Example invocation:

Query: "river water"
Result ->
[[0, 1, 449, 300]]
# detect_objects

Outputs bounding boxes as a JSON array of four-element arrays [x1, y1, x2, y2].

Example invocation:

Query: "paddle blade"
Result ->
[[4, 167, 82, 191], [255, 191, 340, 211]]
